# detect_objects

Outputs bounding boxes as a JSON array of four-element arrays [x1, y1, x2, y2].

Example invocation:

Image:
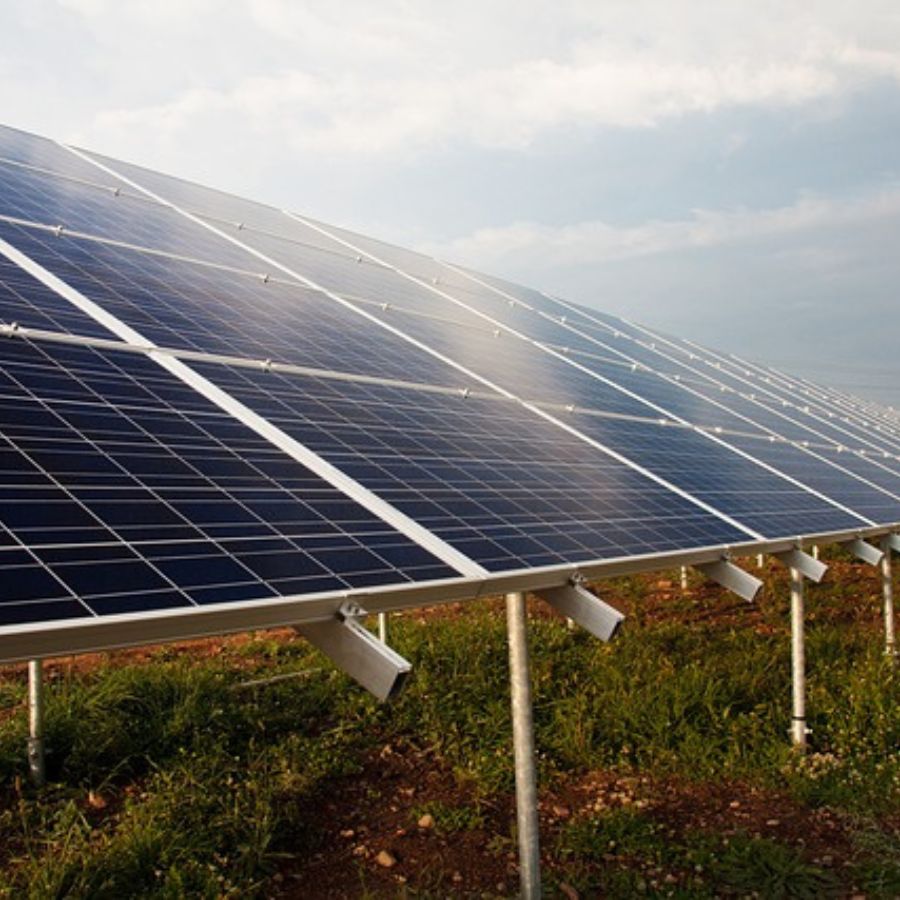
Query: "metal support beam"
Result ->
[[27, 659, 45, 787], [295, 603, 411, 702], [882, 535, 896, 661], [695, 558, 762, 602], [377, 611, 388, 644], [789, 568, 808, 749], [774, 548, 828, 583], [537, 581, 624, 642], [506, 592, 541, 899], [847, 537, 884, 567], [680, 565, 688, 591]]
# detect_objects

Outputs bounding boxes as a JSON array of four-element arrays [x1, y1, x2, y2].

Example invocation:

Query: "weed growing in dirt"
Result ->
[[0, 559, 896, 897]]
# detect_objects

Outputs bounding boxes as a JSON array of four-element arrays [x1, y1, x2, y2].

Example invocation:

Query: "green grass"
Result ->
[[556, 806, 840, 898], [0, 562, 897, 897]]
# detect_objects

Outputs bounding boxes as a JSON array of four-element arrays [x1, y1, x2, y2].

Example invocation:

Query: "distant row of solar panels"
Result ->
[[0, 123, 897, 652]]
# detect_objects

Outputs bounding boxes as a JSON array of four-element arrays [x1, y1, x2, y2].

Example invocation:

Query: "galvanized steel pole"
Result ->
[[378, 611, 388, 644], [789, 568, 807, 749], [881, 536, 895, 661], [27, 659, 45, 787], [506, 591, 541, 899]]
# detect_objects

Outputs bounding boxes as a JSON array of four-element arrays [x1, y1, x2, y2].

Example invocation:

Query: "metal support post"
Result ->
[[881, 535, 896, 661], [506, 592, 541, 899], [378, 611, 388, 644], [27, 659, 45, 787], [789, 568, 807, 749], [757, 553, 764, 569], [680, 565, 688, 591], [812, 545, 820, 561]]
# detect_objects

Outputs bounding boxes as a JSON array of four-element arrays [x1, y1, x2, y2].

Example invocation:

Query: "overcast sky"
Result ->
[[2, 1, 899, 406]]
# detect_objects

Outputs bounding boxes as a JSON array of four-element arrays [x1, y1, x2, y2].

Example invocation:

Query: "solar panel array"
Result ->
[[0, 123, 898, 643]]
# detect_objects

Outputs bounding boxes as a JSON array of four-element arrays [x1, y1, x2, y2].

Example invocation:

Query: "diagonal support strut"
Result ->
[[295, 603, 411, 701], [774, 548, 828, 583], [846, 537, 884, 567], [537, 581, 624, 642], [695, 558, 762, 602]]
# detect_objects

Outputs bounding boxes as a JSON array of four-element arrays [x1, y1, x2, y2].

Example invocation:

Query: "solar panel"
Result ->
[[190, 363, 750, 568], [548, 302, 900, 459], [0, 334, 461, 627], [314, 236, 900, 503], [3, 195, 870, 541], [0, 218, 469, 388], [0, 122, 897, 659], [174, 209, 891, 532]]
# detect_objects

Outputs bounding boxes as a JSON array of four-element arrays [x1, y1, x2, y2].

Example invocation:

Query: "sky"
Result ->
[[1, 0, 898, 406]]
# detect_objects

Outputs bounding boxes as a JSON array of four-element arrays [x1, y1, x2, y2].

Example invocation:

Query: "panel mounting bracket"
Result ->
[[774, 547, 827, 583], [294, 601, 411, 701], [537, 580, 624, 642], [695, 557, 762, 602], [845, 537, 884, 567]]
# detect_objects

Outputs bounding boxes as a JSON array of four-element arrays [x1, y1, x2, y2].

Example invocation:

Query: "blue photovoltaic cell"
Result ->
[[0, 254, 115, 339], [719, 436, 900, 523], [803, 446, 900, 497], [0, 127, 260, 270], [0, 218, 472, 390], [0, 338, 457, 626], [80, 146, 311, 238], [565, 415, 867, 537], [412, 272, 900, 489], [190, 362, 750, 569], [697, 350, 900, 458], [558, 307, 900, 459]]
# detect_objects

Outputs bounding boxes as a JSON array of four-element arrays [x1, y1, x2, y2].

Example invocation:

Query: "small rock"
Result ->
[[418, 813, 435, 829], [729, 800, 741, 809], [87, 790, 107, 810], [664, 873, 678, 884], [339, 828, 355, 839], [352, 844, 369, 858], [559, 881, 580, 900], [451, 871, 463, 883], [766, 819, 780, 827], [374, 850, 396, 868], [552, 804, 571, 819]]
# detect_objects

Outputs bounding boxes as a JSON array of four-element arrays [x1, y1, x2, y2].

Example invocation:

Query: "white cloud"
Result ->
[[420, 186, 900, 271], [31, 0, 900, 161], [78, 48, 864, 158]]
